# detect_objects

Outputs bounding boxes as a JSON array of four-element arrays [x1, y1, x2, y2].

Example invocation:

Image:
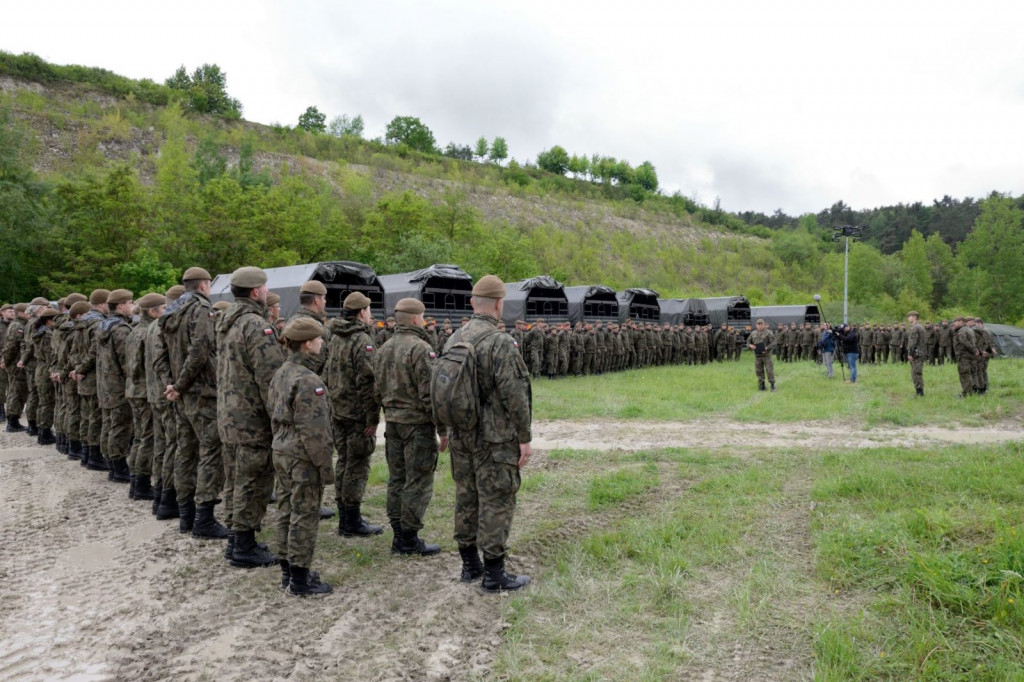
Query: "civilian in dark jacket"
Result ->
[[835, 324, 860, 383]]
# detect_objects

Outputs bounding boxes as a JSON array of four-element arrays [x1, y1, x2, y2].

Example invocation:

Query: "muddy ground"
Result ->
[[1, 419, 1021, 681]]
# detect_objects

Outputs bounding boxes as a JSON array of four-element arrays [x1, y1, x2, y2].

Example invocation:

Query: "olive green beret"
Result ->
[[182, 267, 212, 282], [343, 291, 372, 310], [107, 289, 133, 306], [38, 308, 57, 320], [138, 293, 167, 310], [30, 296, 49, 306], [89, 289, 110, 305], [907, 310, 919, 317], [69, 301, 91, 316], [230, 266, 267, 288], [472, 274, 506, 299], [212, 300, 231, 311], [282, 316, 324, 342], [394, 298, 425, 315], [0, 303, 11, 311], [266, 292, 281, 307], [64, 293, 87, 306], [165, 285, 185, 301], [300, 280, 328, 296]]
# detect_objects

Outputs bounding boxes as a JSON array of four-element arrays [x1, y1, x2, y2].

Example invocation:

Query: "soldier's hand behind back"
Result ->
[[518, 442, 532, 468]]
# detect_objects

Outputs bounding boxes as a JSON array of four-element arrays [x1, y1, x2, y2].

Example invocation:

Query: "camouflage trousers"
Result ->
[[974, 357, 990, 393], [128, 398, 153, 476], [33, 365, 55, 429], [384, 421, 438, 532], [175, 395, 224, 505], [583, 353, 596, 375], [62, 385, 81, 441], [754, 355, 775, 384], [0, 365, 7, 410], [4, 366, 27, 419], [529, 350, 542, 377], [889, 346, 901, 364], [272, 453, 324, 570], [937, 345, 951, 365], [332, 417, 376, 507], [450, 433, 521, 561], [230, 442, 275, 533], [102, 404, 132, 462], [78, 392, 101, 447], [152, 401, 177, 487], [957, 356, 975, 395], [24, 362, 37, 421], [910, 357, 924, 392]]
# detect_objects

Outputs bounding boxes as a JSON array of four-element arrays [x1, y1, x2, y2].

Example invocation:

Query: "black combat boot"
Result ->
[[393, 529, 441, 556], [916, 387, 924, 397], [135, 475, 155, 501], [340, 505, 383, 537], [390, 522, 403, 553], [55, 432, 64, 452], [86, 446, 109, 471], [224, 531, 235, 560], [156, 486, 180, 520], [27, 420, 38, 437], [0, 404, 5, 420], [79, 444, 92, 466], [37, 427, 56, 446], [278, 560, 323, 590], [178, 498, 196, 533], [758, 380, 766, 391], [151, 483, 162, 515], [481, 555, 531, 593], [192, 502, 229, 539], [6, 415, 26, 433], [109, 458, 131, 483], [770, 382, 776, 392], [459, 545, 485, 583], [129, 474, 137, 499], [230, 529, 277, 569], [68, 440, 83, 461], [288, 566, 333, 596]]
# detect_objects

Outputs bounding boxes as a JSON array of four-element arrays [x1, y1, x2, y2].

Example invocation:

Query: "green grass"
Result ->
[[532, 358, 1024, 426]]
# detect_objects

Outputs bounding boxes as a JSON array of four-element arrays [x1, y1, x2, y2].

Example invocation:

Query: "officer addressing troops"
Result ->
[[747, 318, 776, 392], [440, 275, 531, 592]]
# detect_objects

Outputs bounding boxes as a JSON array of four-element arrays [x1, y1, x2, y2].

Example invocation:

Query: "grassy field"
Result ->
[[276, 358, 1024, 680]]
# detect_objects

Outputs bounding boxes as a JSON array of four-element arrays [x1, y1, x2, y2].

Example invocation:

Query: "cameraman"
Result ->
[[834, 324, 860, 383], [817, 322, 837, 379]]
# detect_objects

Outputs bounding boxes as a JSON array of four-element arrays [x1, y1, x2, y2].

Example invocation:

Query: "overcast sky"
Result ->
[[4, 0, 1024, 215]]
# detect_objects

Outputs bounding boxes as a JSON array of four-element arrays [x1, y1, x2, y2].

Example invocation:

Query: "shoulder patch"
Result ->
[[365, 345, 374, 352], [513, 340, 519, 348], [429, 351, 437, 359], [264, 328, 275, 335], [314, 386, 325, 396]]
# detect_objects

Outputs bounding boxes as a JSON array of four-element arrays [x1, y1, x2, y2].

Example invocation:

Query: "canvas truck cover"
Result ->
[[565, 285, 619, 324], [210, 261, 384, 319], [377, 264, 474, 321], [617, 288, 661, 322], [984, 324, 1024, 359], [502, 276, 568, 324], [702, 295, 752, 330], [749, 304, 822, 328]]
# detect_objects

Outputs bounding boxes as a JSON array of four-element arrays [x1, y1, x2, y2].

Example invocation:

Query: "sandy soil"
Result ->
[[1, 418, 1021, 681]]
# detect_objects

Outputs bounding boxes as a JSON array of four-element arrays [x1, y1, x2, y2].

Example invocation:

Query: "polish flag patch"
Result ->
[[365, 345, 374, 352], [513, 341, 519, 348], [264, 328, 275, 335], [314, 386, 325, 396], [429, 352, 437, 359]]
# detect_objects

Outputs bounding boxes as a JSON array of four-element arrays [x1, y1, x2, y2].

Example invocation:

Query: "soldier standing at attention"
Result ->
[[218, 267, 286, 560], [747, 319, 776, 392], [286, 280, 330, 373], [125, 293, 165, 502], [72, 291, 110, 470], [2, 303, 30, 431], [269, 317, 335, 596], [444, 275, 531, 592], [952, 317, 979, 397], [324, 292, 384, 538], [906, 311, 926, 397], [975, 319, 996, 395], [31, 308, 58, 445], [152, 286, 182, 520], [95, 289, 135, 483], [373, 298, 445, 556], [937, 320, 952, 365], [0, 303, 11, 423]]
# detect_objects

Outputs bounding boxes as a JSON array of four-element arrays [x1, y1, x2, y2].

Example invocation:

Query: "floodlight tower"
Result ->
[[832, 225, 865, 325]]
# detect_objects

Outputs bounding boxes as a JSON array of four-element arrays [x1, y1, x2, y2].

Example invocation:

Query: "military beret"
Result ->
[[282, 316, 324, 342], [30, 296, 49, 306], [755, 318, 765, 324], [89, 289, 110, 305], [266, 292, 281, 307], [107, 289, 133, 306], [57, 298, 66, 307], [535, 318, 546, 324], [37, 308, 57, 320], [165, 285, 185, 301], [212, 300, 231, 311], [472, 274, 506, 299], [230, 266, 267, 288], [182, 267, 212, 282], [974, 317, 983, 323], [394, 298, 425, 315], [64, 293, 87, 306], [907, 310, 919, 317], [0, 303, 11, 311], [386, 316, 396, 323], [343, 291, 372, 310], [300, 280, 328, 296], [138, 293, 167, 310], [69, 301, 91, 316], [15, 302, 29, 313]]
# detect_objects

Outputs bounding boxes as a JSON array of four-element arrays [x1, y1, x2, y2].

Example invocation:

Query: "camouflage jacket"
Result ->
[[216, 298, 286, 445], [1, 319, 26, 368], [18, 316, 40, 367], [446, 314, 532, 444], [145, 315, 172, 405], [324, 317, 379, 427], [269, 351, 335, 485], [373, 324, 438, 427], [953, 326, 978, 358], [72, 311, 106, 396], [95, 314, 133, 409], [525, 327, 543, 355], [53, 317, 77, 379], [747, 329, 776, 356], [124, 314, 154, 401], [284, 308, 328, 373], [937, 325, 952, 346], [906, 322, 926, 358], [32, 326, 54, 382], [160, 292, 217, 399]]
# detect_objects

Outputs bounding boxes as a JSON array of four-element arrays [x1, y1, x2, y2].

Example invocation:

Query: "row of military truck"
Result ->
[[208, 262, 822, 336]]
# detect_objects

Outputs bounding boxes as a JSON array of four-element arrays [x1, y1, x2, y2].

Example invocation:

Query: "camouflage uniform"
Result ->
[[96, 313, 134, 465], [54, 316, 81, 449], [906, 320, 926, 394], [146, 313, 175, 491], [2, 316, 28, 420], [937, 323, 952, 364], [125, 314, 155, 479], [748, 327, 776, 388], [952, 322, 978, 396], [32, 324, 55, 431], [373, 324, 441, 533], [445, 313, 531, 561], [0, 314, 8, 415], [525, 324, 544, 378], [270, 351, 335, 570], [72, 311, 105, 449], [284, 307, 329, 373], [217, 298, 286, 532], [18, 312, 41, 427]]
